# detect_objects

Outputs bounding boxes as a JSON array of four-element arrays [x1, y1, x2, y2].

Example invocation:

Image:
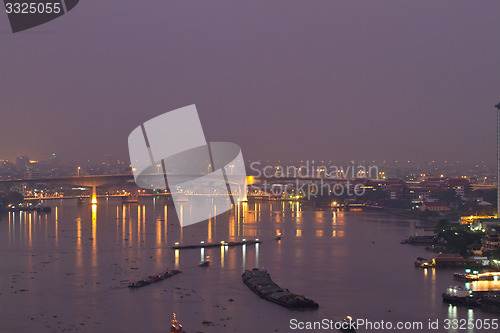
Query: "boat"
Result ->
[[170, 313, 184, 333], [7, 203, 51, 213], [173, 239, 262, 250], [414, 257, 429, 267], [198, 260, 210, 267], [337, 316, 356, 332], [128, 270, 181, 288], [453, 272, 477, 281], [242, 268, 319, 309], [441, 286, 481, 307]]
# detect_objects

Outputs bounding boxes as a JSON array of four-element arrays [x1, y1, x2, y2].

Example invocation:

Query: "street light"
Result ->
[[77, 166, 81, 177]]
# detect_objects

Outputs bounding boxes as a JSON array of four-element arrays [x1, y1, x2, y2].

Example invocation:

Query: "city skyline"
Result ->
[[2, 1, 500, 164]]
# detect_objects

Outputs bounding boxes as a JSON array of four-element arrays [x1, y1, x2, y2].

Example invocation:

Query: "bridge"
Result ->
[[0, 174, 368, 200], [0, 174, 134, 204], [0, 173, 251, 204]]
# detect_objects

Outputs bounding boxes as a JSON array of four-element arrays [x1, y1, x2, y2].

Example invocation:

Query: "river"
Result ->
[[0, 198, 498, 332]]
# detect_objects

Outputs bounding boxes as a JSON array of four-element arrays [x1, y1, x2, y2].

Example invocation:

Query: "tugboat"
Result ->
[[242, 268, 318, 309], [170, 313, 184, 333]]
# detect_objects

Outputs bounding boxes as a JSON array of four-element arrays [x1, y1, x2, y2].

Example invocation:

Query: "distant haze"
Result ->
[[1, 1, 499, 165]]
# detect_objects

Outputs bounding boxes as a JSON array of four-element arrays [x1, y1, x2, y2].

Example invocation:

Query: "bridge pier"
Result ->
[[91, 185, 97, 204]]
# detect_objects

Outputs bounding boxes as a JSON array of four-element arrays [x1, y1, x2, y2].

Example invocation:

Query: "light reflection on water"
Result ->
[[0, 198, 499, 333]]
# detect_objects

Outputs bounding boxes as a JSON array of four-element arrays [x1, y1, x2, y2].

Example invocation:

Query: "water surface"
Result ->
[[0, 198, 498, 332]]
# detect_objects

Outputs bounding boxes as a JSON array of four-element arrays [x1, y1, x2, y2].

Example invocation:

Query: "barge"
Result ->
[[173, 238, 262, 250], [128, 270, 181, 288], [242, 268, 318, 309]]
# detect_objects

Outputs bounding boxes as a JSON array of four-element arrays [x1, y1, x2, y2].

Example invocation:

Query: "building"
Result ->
[[481, 234, 500, 253], [421, 201, 450, 212], [431, 253, 466, 267], [474, 219, 500, 232], [383, 184, 406, 200], [23, 169, 40, 179], [446, 178, 471, 198], [365, 178, 405, 189], [409, 186, 446, 201], [468, 243, 483, 256]]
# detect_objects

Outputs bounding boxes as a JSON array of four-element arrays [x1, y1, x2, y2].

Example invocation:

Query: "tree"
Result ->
[[437, 224, 484, 256], [5, 191, 24, 205]]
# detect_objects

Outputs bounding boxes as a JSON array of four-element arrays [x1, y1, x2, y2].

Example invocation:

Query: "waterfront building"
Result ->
[[420, 201, 450, 212], [481, 233, 500, 253]]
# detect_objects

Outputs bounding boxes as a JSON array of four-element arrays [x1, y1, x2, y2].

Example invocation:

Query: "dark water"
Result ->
[[1, 198, 499, 333]]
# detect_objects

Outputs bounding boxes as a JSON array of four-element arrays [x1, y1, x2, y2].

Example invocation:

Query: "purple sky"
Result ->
[[1, 1, 500, 165]]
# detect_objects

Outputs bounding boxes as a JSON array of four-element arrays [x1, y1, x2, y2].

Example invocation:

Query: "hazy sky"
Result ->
[[1, 1, 500, 165]]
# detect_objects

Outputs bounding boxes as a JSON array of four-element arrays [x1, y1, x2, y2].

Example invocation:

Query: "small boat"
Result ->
[[414, 257, 429, 268], [242, 268, 318, 309], [198, 260, 210, 267], [337, 316, 356, 332], [170, 313, 184, 333], [128, 270, 181, 288]]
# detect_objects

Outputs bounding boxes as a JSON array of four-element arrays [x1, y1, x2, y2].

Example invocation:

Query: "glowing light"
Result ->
[[246, 176, 255, 184]]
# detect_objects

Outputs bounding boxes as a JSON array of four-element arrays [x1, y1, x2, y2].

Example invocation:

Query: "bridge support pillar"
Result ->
[[91, 185, 97, 204]]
